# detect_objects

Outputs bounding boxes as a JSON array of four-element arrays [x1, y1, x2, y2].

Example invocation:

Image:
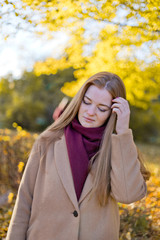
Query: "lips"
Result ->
[[83, 116, 95, 122]]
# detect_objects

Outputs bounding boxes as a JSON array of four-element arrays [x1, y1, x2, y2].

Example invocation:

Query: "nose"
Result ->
[[87, 105, 96, 116]]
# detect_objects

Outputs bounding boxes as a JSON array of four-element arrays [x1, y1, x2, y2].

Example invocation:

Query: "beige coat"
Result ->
[[6, 129, 146, 240]]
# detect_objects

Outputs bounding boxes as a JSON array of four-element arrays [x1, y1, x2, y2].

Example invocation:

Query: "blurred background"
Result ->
[[0, 1, 160, 239], [0, 0, 160, 142]]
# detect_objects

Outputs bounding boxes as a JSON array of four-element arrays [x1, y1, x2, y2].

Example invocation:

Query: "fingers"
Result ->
[[111, 107, 121, 115], [111, 97, 130, 134], [111, 97, 130, 115]]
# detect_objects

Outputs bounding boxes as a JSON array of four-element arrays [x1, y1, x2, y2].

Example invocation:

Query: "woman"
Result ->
[[6, 72, 150, 240]]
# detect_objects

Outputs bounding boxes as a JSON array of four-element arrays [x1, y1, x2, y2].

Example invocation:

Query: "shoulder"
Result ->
[[34, 129, 65, 155]]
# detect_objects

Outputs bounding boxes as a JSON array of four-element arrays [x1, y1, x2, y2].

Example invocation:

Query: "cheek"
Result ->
[[99, 112, 110, 123], [78, 104, 84, 119], [78, 103, 87, 114]]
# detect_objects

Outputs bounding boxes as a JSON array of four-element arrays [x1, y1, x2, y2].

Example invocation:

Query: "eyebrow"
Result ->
[[84, 95, 111, 109]]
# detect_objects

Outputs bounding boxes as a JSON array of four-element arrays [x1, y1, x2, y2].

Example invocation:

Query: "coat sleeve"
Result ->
[[6, 140, 41, 240], [110, 129, 147, 204]]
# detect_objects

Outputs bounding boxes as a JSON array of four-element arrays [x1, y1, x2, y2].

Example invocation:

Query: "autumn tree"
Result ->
[[16, 0, 159, 103], [1, 0, 160, 140], [1, 1, 160, 100]]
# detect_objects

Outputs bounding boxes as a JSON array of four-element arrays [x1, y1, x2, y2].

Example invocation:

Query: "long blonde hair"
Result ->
[[40, 72, 150, 206]]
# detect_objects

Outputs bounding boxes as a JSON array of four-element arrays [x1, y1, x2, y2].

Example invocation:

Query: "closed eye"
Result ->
[[83, 96, 111, 111], [98, 105, 111, 112], [83, 98, 91, 105], [98, 108, 108, 112]]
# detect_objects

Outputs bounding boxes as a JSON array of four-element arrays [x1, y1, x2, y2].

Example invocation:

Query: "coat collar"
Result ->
[[54, 134, 93, 209]]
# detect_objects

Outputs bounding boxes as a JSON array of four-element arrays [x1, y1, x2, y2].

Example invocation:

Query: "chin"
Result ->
[[80, 120, 95, 128], [83, 123, 94, 128]]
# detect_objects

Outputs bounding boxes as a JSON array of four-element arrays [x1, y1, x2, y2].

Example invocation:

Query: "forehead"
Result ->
[[84, 85, 112, 104]]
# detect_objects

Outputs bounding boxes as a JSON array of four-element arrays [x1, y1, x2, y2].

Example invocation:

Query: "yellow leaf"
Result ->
[[8, 192, 14, 203]]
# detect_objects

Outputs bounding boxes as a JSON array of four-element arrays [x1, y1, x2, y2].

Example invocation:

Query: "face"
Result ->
[[78, 85, 113, 128]]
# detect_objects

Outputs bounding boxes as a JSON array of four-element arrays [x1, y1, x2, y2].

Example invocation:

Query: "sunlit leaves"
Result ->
[[18, 161, 25, 173], [2, 0, 160, 110], [7, 193, 14, 203], [0, 126, 37, 194], [61, 32, 160, 109], [22, 0, 159, 110]]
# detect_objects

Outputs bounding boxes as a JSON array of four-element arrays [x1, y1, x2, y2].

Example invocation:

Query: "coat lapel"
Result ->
[[78, 172, 93, 204], [54, 134, 94, 208], [54, 135, 79, 210]]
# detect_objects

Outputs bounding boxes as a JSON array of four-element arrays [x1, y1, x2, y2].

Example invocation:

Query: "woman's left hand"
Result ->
[[111, 97, 130, 134]]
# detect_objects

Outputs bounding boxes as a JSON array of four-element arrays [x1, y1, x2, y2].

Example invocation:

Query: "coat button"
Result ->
[[73, 210, 78, 217]]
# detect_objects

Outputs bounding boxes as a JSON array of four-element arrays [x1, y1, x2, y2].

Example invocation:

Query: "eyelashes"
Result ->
[[82, 99, 109, 112], [83, 99, 90, 105], [98, 108, 107, 112]]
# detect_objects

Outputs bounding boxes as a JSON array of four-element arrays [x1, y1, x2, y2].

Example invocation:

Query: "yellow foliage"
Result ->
[[19, 0, 160, 108], [0, 136, 10, 142], [126, 232, 131, 240], [34, 57, 71, 76], [0, 127, 38, 196], [12, 122, 18, 128], [18, 162, 25, 173], [17, 126, 22, 132], [8, 193, 14, 204]]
